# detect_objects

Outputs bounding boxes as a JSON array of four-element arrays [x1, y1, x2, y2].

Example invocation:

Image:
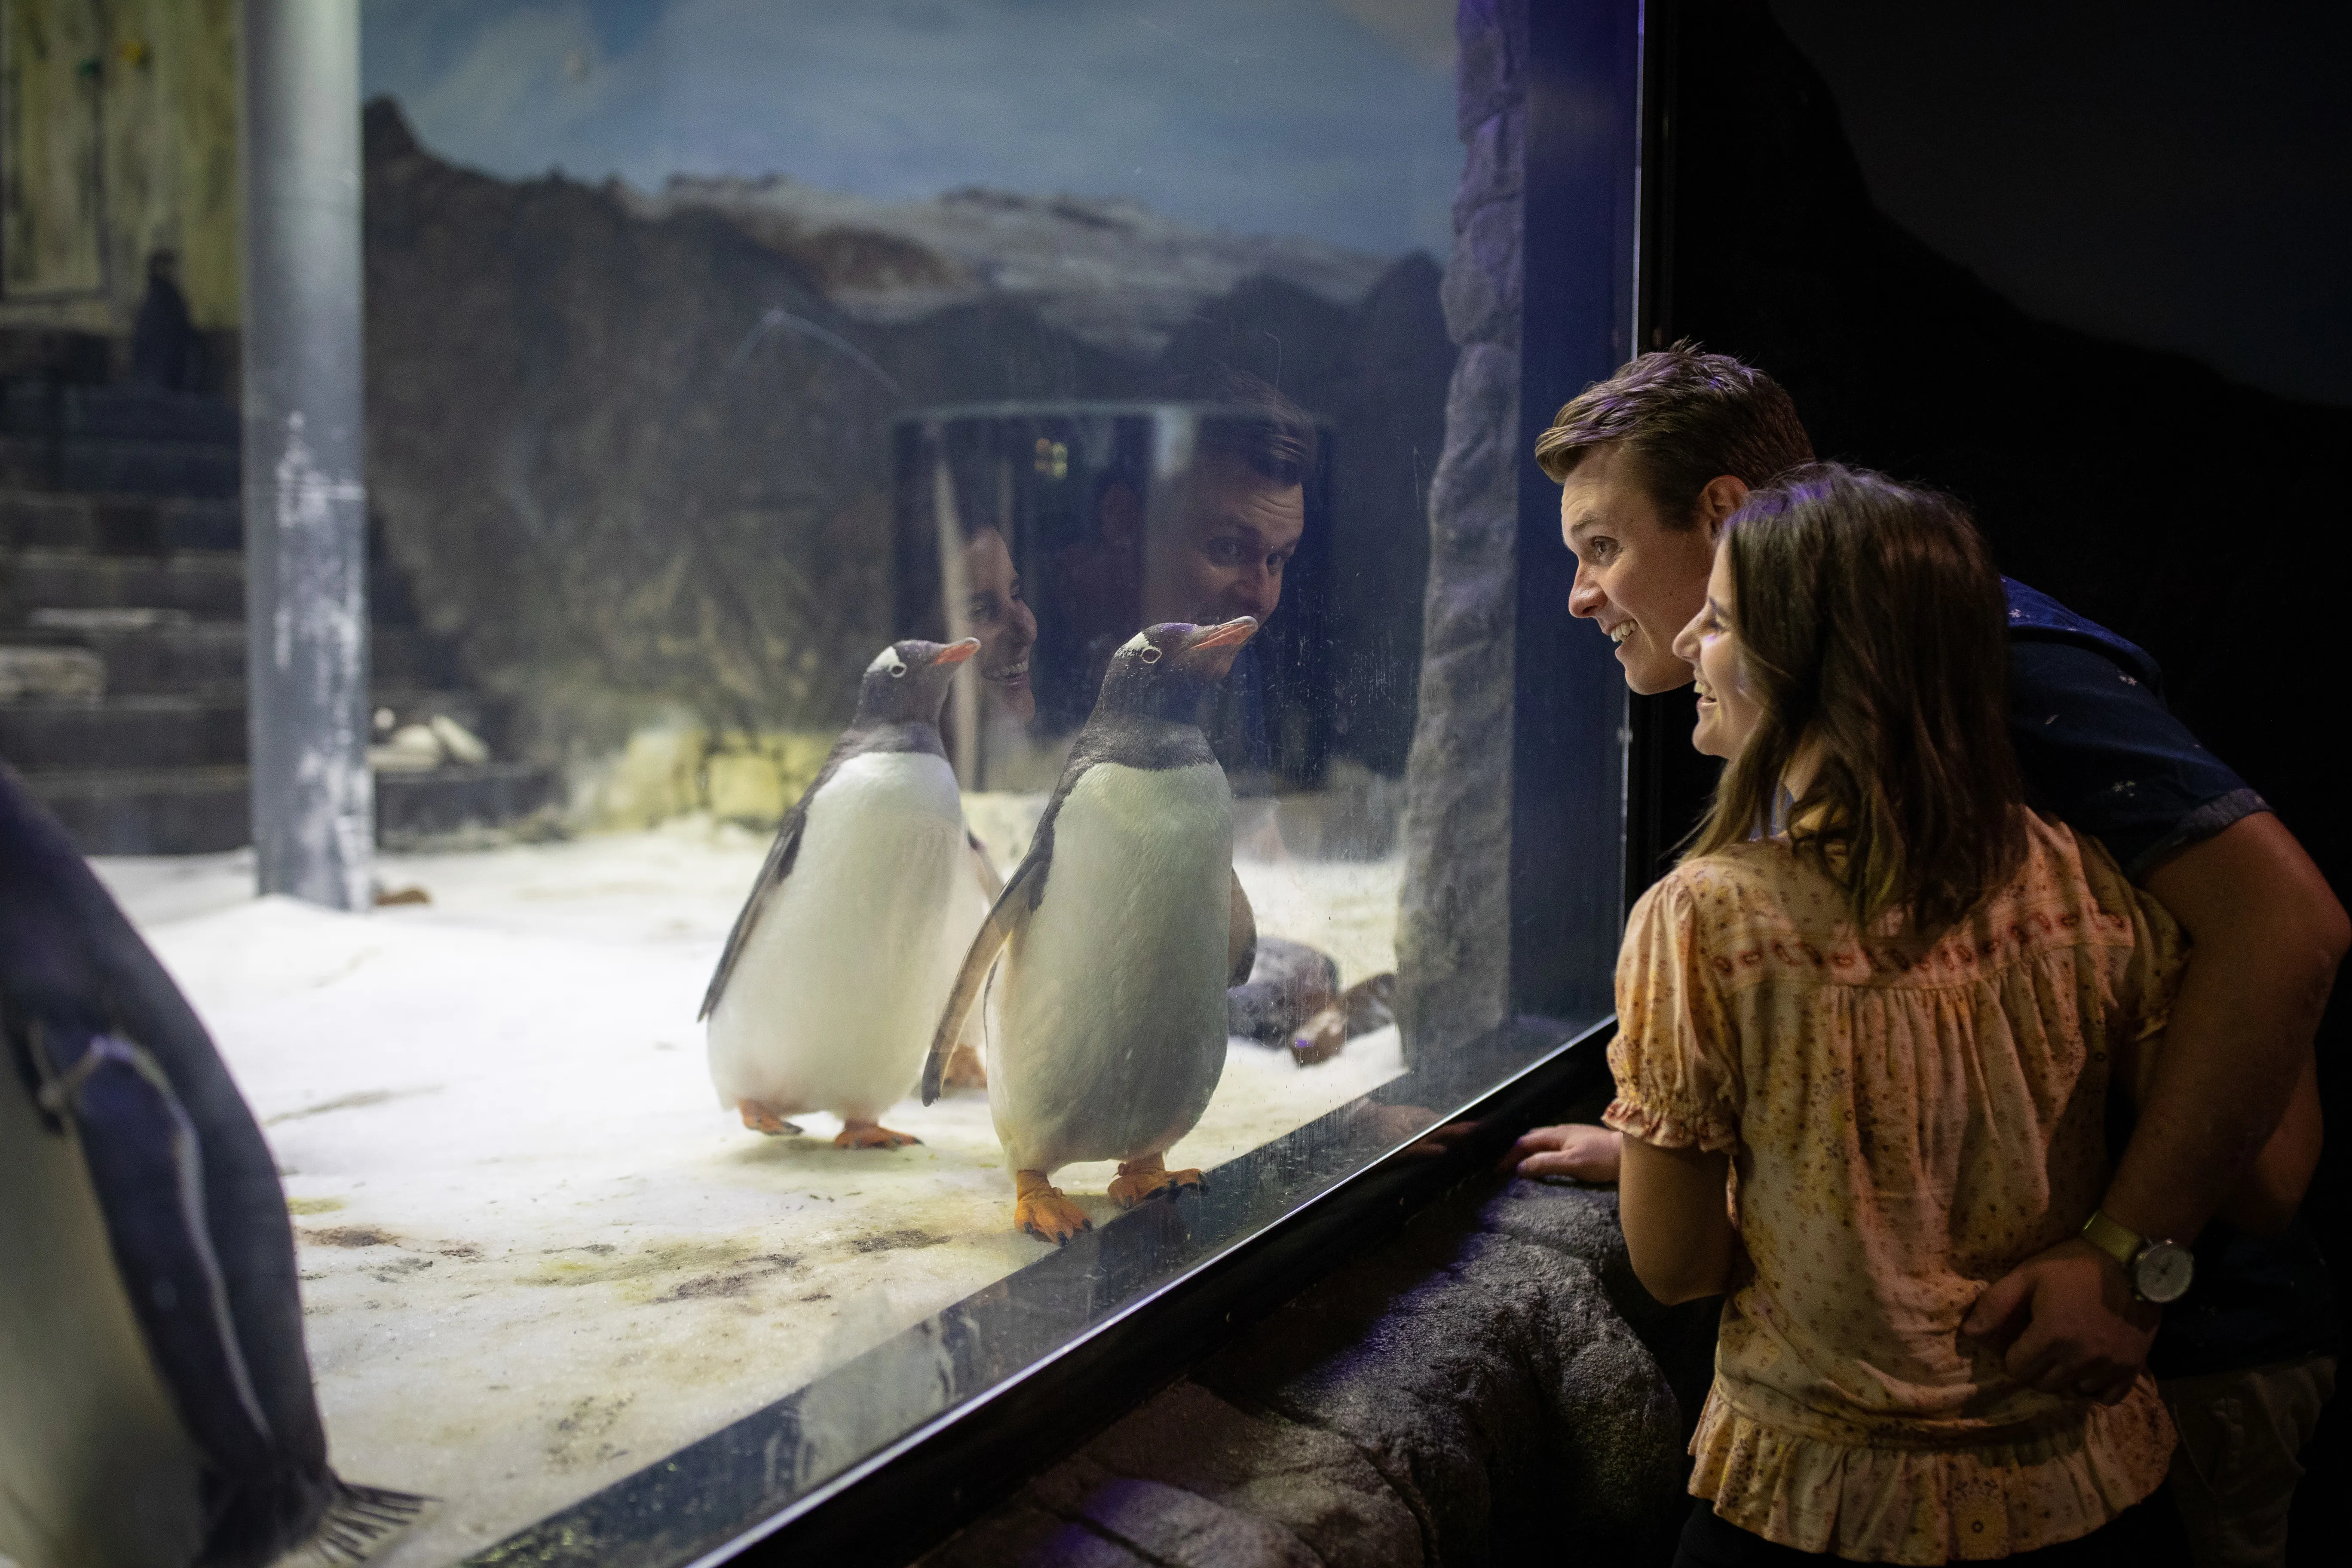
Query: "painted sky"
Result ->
[[360, 0, 1461, 260]]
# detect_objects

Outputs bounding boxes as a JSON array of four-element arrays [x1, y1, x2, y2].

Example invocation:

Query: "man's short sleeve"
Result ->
[[2005, 582, 2266, 882]]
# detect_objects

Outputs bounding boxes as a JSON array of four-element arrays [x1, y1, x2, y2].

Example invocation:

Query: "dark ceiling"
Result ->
[[1770, 1, 2352, 407]]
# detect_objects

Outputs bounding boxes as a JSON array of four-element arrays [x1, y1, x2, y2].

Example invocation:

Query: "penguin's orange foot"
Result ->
[[1014, 1170, 1092, 1246], [1107, 1155, 1206, 1209], [942, 1042, 988, 1091], [738, 1101, 803, 1136], [835, 1120, 921, 1150]]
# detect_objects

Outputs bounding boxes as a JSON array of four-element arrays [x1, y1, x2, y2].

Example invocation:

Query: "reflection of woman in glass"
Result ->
[[961, 524, 1036, 724]]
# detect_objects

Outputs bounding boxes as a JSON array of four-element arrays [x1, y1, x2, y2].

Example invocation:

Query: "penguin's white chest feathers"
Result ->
[[991, 760, 1232, 1173], [1, 1073, 207, 1568], [707, 750, 986, 1120]]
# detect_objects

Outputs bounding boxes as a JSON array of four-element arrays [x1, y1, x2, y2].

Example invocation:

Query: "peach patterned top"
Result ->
[[1604, 811, 2184, 1565]]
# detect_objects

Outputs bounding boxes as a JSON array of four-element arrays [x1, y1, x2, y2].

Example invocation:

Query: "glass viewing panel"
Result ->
[[60, 4, 1615, 1565]]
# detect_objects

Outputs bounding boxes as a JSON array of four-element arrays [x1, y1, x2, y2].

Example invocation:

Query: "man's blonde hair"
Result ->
[[1534, 341, 1814, 526]]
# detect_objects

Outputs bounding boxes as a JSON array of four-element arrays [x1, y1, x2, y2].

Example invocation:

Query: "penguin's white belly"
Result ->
[[0, 1069, 207, 1568], [990, 762, 1232, 1173], [707, 750, 986, 1121]]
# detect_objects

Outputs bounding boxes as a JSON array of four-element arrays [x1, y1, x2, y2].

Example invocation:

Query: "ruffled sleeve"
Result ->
[[1604, 869, 1742, 1154]]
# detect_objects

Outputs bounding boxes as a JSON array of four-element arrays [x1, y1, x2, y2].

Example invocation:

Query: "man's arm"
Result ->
[[2223, 1049, 2322, 1236], [1964, 813, 2346, 1393], [2108, 815, 2342, 1233]]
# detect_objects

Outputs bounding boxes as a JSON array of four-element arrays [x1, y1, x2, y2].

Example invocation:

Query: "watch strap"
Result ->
[[2080, 1209, 2143, 1271]]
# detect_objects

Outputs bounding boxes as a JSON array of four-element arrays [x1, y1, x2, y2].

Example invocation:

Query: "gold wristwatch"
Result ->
[[2081, 1210, 2195, 1304]]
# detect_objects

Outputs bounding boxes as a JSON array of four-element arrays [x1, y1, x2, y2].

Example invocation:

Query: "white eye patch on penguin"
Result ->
[[866, 639, 974, 683]]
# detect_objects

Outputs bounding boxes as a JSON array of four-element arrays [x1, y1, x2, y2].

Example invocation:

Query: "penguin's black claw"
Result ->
[[1014, 1174, 1092, 1245], [293, 1476, 429, 1562], [835, 1121, 921, 1150], [1151, 1171, 1208, 1201], [1108, 1159, 1206, 1209], [738, 1101, 803, 1137]]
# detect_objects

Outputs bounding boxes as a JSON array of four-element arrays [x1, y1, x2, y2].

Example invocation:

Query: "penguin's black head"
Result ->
[[1095, 618, 1258, 720], [854, 637, 980, 726]]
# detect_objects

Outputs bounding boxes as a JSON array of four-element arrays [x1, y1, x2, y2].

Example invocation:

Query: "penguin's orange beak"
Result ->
[[934, 639, 981, 666], [1184, 618, 1258, 652], [1176, 617, 1257, 675]]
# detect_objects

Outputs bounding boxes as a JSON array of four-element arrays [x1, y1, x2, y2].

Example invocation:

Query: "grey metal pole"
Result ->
[[239, 0, 372, 908]]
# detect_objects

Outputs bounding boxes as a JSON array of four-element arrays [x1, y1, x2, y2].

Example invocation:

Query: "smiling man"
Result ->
[[1081, 373, 1314, 788], [1514, 344, 2346, 1566]]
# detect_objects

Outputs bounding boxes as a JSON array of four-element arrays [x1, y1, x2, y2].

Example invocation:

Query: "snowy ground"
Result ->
[[93, 802, 1404, 1567]]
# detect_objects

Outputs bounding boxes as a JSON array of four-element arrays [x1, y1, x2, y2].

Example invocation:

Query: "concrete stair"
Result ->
[[1, 366, 559, 855], [0, 385, 241, 497]]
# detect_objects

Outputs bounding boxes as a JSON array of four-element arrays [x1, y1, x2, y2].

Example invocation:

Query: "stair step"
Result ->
[[0, 434, 237, 498], [4, 623, 248, 692], [0, 490, 242, 552], [0, 622, 461, 695], [376, 763, 562, 847], [21, 763, 563, 856], [2, 686, 505, 771], [0, 695, 249, 769], [0, 329, 110, 384], [63, 387, 241, 444], [23, 766, 251, 855], [1, 383, 239, 443], [3, 547, 246, 618]]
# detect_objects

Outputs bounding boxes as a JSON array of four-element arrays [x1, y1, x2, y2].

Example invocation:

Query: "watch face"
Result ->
[[2135, 1241, 2196, 1304]]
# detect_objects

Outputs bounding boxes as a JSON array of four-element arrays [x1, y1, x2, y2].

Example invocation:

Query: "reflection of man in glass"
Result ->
[[1093, 374, 1316, 783], [961, 524, 1037, 724]]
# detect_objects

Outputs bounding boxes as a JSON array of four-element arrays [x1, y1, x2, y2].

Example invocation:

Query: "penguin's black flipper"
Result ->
[[922, 851, 1048, 1105], [1228, 871, 1257, 991], [968, 830, 1006, 902], [699, 804, 808, 1022], [30, 1026, 277, 1476]]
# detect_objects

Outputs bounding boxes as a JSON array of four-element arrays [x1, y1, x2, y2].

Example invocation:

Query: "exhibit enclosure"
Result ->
[[0, 3, 1652, 1564]]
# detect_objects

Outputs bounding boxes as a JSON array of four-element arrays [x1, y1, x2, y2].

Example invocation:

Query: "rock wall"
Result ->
[[1395, 0, 1526, 1062], [919, 1179, 1688, 1568], [360, 101, 1451, 781]]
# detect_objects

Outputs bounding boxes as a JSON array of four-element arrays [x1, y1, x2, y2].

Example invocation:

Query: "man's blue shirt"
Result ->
[[2003, 578, 2266, 880], [2005, 579, 2334, 1375]]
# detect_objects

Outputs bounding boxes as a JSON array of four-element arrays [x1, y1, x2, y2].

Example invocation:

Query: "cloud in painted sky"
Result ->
[[361, 0, 1462, 259]]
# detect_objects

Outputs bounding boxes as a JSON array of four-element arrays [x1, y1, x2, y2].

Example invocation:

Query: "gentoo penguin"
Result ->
[[0, 765, 420, 1568], [922, 619, 1261, 1245], [701, 637, 993, 1148]]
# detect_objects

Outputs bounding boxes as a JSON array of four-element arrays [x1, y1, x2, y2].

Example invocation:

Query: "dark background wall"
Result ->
[[1650, 0, 2352, 1531]]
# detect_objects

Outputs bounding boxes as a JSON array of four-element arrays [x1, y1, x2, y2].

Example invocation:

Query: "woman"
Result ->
[[1607, 465, 2185, 1565]]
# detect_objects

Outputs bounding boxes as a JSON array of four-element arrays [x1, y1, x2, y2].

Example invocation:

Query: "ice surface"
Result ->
[[93, 812, 1404, 1566]]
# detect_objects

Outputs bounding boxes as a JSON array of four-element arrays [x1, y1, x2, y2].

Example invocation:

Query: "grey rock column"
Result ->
[[239, 0, 372, 908], [1395, 0, 1528, 1061]]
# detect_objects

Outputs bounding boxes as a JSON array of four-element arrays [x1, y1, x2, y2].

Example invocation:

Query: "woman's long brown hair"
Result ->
[[1686, 464, 2026, 934]]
